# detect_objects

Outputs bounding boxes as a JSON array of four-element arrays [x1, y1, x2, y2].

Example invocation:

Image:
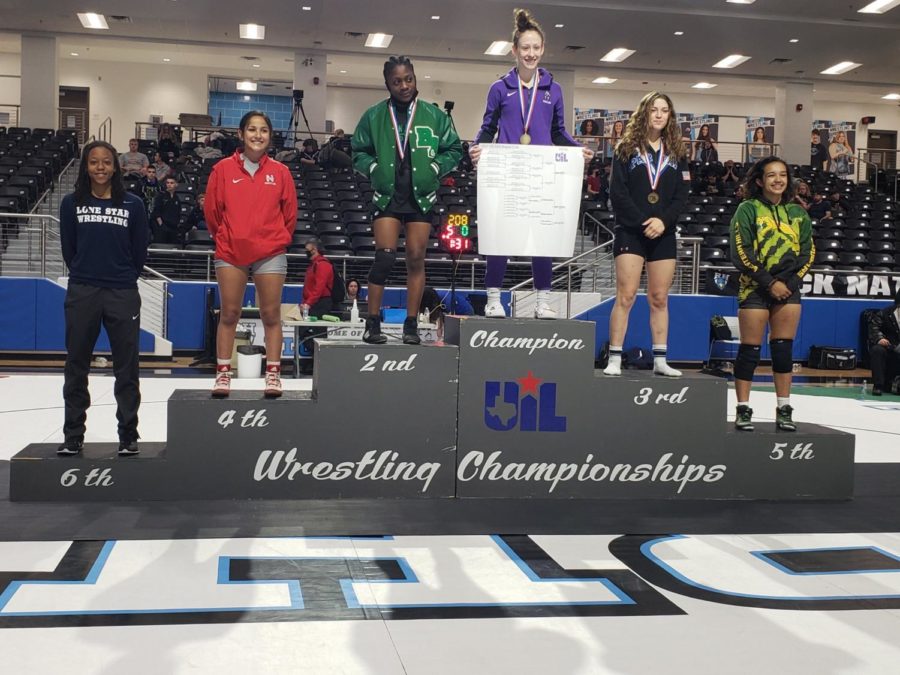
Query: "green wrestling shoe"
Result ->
[[734, 405, 754, 431]]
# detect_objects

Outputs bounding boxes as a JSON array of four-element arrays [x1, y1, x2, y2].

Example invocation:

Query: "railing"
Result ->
[[0, 213, 64, 278], [134, 122, 339, 150], [0, 103, 20, 127], [858, 147, 900, 202], [97, 116, 112, 143]]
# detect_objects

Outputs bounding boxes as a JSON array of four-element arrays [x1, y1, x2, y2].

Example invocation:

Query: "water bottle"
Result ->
[[859, 379, 867, 400], [350, 299, 360, 324], [300, 304, 309, 321]]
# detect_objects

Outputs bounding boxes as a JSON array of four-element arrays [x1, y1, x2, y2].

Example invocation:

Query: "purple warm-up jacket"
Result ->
[[474, 67, 579, 147]]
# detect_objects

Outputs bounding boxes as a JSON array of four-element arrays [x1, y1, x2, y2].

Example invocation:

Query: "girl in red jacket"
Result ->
[[204, 110, 297, 398]]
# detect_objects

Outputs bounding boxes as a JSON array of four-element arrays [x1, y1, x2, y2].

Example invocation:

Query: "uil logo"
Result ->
[[484, 371, 566, 432]]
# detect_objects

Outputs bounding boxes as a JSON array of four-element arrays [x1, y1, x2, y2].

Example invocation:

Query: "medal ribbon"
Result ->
[[389, 98, 418, 161], [642, 141, 669, 191], [517, 72, 538, 137]]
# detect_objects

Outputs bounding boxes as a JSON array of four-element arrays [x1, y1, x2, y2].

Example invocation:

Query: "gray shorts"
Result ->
[[214, 253, 287, 276]]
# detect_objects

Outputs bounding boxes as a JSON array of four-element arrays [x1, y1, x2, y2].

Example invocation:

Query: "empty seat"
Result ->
[[867, 252, 895, 267], [841, 239, 868, 252], [814, 250, 839, 266], [838, 252, 866, 266], [700, 247, 727, 262]]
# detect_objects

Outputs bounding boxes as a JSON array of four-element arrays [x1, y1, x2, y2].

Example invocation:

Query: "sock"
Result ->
[[652, 344, 668, 368], [266, 362, 281, 372], [607, 346, 623, 367], [487, 287, 501, 303], [777, 397, 790, 408], [737, 400, 750, 407], [216, 359, 231, 372]]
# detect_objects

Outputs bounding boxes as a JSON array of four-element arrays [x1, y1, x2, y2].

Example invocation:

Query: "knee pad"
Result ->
[[770, 338, 794, 374], [734, 343, 761, 381], [368, 248, 396, 285]]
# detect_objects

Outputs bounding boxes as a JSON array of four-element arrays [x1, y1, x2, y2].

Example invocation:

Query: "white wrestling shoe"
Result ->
[[653, 362, 683, 377], [603, 362, 622, 376], [534, 291, 557, 320], [485, 288, 506, 317]]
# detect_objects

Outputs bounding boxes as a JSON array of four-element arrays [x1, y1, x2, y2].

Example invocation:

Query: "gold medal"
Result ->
[[647, 191, 660, 204], [520, 133, 531, 145]]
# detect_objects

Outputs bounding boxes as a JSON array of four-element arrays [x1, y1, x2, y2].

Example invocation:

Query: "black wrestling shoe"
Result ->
[[776, 405, 797, 432], [363, 316, 387, 344], [402, 317, 421, 345], [118, 438, 140, 456], [57, 438, 84, 456], [872, 386, 883, 397], [734, 405, 754, 432]]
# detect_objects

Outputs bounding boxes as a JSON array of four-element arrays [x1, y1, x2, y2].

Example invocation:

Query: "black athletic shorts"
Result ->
[[613, 228, 677, 262], [739, 286, 801, 310], [372, 209, 433, 225]]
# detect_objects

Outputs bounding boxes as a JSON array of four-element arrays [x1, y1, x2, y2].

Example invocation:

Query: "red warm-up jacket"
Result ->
[[302, 255, 334, 306], [204, 151, 297, 266]]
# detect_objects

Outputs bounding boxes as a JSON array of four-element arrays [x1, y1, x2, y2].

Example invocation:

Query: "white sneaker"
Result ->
[[603, 362, 621, 376], [534, 302, 557, 320], [654, 362, 683, 377], [485, 300, 507, 318]]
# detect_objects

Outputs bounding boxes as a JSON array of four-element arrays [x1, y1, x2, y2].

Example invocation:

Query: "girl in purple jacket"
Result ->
[[469, 8, 594, 319]]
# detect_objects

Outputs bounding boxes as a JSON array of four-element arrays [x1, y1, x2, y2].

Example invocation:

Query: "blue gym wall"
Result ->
[[0, 277, 893, 360], [207, 92, 293, 131]]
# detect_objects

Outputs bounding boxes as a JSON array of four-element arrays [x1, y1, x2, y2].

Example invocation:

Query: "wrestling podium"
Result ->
[[10, 317, 855, 501]]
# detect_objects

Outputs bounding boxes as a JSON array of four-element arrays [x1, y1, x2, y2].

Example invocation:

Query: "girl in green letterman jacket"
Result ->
[[351, 55, 462, 345], [728, 157, 814, 434]]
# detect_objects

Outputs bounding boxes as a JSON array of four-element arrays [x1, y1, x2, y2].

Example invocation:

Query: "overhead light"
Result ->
[[70, 52, 79, 57], [858, 0, 900, 13], [239, 23, 265, 40], [789, 38, 799, 43], [431, 15, 440, 20], [365, 32, 393, 48], [601, 48, 636, 62], [592, 77, 617, 84], [243, 95, 251, 102], [820, 61, 862, 75], [555, 23, 564, 28], [713, 54, 751, 68], [881, 93, 900, 100], [674, 31, 685, 36], [424, 74, 432, 79], [252, 63, 260, 68], [692, 82, 717, 89], [163, 58, 171, 62], [236, 80, 258, 91], [485, 41, 513, 56], [301, 5, 312, 10], [77, 12, 109, 29], [726, 0, 756, 4]]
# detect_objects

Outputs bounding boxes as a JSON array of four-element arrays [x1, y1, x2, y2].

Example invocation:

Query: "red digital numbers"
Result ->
[[440, 213, 473, 253]]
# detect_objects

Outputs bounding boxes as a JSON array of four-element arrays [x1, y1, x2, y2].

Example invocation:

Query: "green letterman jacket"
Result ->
[[351, 98, 462, 214]]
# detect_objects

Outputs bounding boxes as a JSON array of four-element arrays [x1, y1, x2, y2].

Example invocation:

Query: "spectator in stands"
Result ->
[[829, 131, 855, 179], [152, 151, 171, 181], [586, 165, 602, 196], [300, 239, 335, 318], [205, 110, 297, 398], [694, 124, 718, 163], [792, 181, 812, 211], [468, 8, 593, 320], [299, 139, 319, 167], [319, 129, 352, 169], [698, 170, 724, 196], [188, 193, 207, 230], [157, 124, 180, 162], [828, 190, 850, 213], [808, 192, 832, 221], [139, 165, 162, 209], [733, 183, 745, 201], [729, 157, 814, 432], [352, 55, 462, 344], [119, 138, 149, 177], [458, 141, 475, 172], [810, 130, 829, 171], [867, 291, 900, 396], [150, 177, 183, 244], [57, 140, 149, 457], [603, 91, 690, 378], [722, 160, 741, 185]]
